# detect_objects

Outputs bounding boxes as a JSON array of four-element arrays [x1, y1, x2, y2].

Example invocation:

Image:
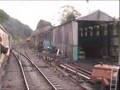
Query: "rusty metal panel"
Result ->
[[52, 22, 73, 58]]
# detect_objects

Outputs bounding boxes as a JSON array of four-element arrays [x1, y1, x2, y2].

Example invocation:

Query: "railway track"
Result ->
[[69, 63, 92, 74], [42, 54, 92, 80], [39, 54, 93, 90], [13, 52, 30, 90], [13, 47, 92, 90], [13, 50, 63, 90], [59, 63, 91, 80]]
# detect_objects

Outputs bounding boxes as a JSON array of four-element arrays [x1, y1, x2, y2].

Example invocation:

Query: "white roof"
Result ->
[[0, 24, 9, 34]]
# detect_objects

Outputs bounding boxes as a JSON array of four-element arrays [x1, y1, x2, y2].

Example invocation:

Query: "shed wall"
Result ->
[[52, 22, 73, 58]]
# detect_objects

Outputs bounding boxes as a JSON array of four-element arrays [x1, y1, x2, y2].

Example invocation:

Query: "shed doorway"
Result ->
[[78, 21, 110, 59]]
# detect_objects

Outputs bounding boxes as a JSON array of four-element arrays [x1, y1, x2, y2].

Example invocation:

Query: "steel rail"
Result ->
[[15, 49, 89, 90], [70, 64, 92, 75], [12, 51, 30, 90], [64, 64, 91, 76], [39, 53, 92, 78], [25, 51, 87, 90], [59, 64, 90, 80], [15, 50, 58, 90], [45, 55, 92, 80]]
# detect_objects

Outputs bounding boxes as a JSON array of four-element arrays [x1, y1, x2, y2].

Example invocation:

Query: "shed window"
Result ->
[[81, 32, 83, 37], [96, 26, 100, 36], [88, 26, 92, 36], [104, 25, 108, 36], [96, 30, 100, 36], [85, 28, 87, 36], [90, 29, 93, 36], [113, 28, 117, 36], [80, 28, 83, 37], [88, 26, 93, 36], [104, 30, 108, 36], [111, 38, 119, 45]]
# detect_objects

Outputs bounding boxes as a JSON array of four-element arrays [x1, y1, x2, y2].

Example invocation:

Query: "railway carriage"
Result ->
[[0, 25, 10, 66], [0, 25, 10, 47]]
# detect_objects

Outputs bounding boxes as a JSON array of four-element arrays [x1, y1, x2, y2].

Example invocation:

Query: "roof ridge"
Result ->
[[77, 10, 114, 21]]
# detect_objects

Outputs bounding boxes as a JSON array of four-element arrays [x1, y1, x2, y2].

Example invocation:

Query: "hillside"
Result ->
[[32, 20, 53, 36], [0, 9, 32, 40]]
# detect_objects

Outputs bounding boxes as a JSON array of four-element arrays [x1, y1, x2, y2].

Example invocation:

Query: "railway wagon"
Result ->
[[91, 64, 120, 90]]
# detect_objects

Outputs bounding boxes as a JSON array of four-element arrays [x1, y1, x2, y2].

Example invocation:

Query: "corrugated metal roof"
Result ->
[[78, 10, 114, 21]]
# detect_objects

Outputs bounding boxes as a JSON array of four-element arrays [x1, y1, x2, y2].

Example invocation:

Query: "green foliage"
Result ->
[[0, 9, 9, 23], [60, 5, 81, 24], [66, 14, 75, 22]]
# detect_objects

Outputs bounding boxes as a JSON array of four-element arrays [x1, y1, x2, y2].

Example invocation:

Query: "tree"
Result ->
[[0, 9, 9, 23], [60, 5, 81, 24]]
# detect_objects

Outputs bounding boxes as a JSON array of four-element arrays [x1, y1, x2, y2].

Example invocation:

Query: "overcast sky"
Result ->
[[0, 0, 119, 30]]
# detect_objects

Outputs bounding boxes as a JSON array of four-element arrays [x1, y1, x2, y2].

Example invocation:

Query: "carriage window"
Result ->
[[0, 46, 1, 54], [0, 36, 1, 54]]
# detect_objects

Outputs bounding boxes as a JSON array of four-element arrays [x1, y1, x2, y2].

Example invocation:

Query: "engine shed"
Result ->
[[51, 10, 119, 63], [78, 21, 118, 59], [77, 10, 119, 61]]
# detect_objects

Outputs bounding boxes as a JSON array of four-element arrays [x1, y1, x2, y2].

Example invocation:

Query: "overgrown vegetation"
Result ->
[[60, 5, 81, 24], [0, 9, 9, 23], [0, 9, 32, 41]]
